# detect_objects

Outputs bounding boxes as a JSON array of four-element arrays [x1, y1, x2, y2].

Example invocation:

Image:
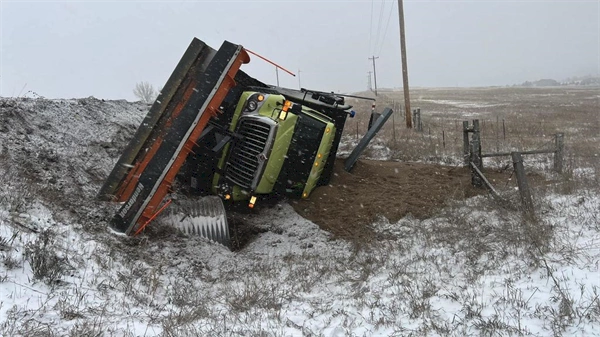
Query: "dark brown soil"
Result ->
[[290, 158, 521, 243], [228, 216, 268, 251]]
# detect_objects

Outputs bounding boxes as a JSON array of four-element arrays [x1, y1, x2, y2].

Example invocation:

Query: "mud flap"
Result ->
[[159, 197, 230, 247]]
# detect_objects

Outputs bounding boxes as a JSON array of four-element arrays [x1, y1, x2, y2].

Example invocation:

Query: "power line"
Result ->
[[373, 0, 386, 55], [378, 0, 396, 56], [368, 0, 375, 56]]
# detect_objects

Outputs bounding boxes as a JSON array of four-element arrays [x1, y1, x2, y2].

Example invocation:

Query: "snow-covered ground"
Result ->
[[0, 97, 599, 336], [419, 99, 505, 109]]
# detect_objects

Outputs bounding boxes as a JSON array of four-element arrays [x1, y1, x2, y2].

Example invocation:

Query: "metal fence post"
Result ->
[[442, 130, 446, 149]]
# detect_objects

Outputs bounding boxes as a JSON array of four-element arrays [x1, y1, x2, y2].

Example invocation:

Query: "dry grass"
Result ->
[[345, 87, 599, 174]]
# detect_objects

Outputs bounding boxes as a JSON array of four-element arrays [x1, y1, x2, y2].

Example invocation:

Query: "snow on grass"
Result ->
[[1, 97, 599, 336], [1, 190, 599, 336], [419, 99, 505, 109]]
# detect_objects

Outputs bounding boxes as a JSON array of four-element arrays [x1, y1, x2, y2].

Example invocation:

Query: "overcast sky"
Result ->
[[1, 0, 598, 100]]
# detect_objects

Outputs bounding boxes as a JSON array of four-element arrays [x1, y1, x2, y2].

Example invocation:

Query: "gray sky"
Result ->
[[1, 0, 599, 100]]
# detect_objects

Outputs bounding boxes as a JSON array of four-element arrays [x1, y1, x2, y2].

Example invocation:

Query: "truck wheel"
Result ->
[[159, 196, 230, 247]]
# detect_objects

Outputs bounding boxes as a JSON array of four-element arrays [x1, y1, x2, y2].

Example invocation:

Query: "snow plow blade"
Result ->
[[99, 38, 249, 235], [158, 196, 230, 246], [97, 38, 214, 202]]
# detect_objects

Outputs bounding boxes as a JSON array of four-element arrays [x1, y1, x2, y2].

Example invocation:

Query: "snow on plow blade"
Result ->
[[98, 38, 249, 236], [159, 197, 229, 246]]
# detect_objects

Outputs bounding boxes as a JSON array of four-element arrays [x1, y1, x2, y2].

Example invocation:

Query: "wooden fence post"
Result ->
[[554, 133, 564, 173], [495, 115, 499, 152], [392, 108, 396, 143], [512, 152, 535, 218], [472, 120, 482, 170], [463, 121, 470, 166], [471, 142, 483, 187], [413, 109, 423, 132], [470, 162, 503, 201]]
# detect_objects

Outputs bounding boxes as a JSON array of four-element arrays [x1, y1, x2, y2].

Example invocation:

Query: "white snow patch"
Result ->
[[420, 99, 505, 109]]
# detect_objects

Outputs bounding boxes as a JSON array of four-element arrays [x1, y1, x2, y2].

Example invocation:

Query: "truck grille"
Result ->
[[225, 117, 274, 189]]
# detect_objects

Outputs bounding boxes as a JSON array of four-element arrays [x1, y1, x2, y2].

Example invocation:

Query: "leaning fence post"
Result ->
[[511, 152, 535, 218], [554, 133, 564, 173], [463, 121, 470, 166]]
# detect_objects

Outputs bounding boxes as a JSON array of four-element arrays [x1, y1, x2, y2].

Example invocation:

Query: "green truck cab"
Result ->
[[212, 91, 338, 206]]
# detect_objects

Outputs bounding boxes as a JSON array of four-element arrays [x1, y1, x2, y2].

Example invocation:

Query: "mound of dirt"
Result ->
[[290, 158, 518, 243], [0, 97, 147, 228]]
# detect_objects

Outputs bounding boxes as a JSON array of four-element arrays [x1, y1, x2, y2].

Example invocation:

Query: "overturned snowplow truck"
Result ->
[[97, 38, 356, 246]]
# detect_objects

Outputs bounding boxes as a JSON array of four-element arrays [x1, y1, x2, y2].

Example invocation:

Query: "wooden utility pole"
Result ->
[[397, 0, 412, 128], [298, 69, 302, 89], [369, 56, 379, 96]]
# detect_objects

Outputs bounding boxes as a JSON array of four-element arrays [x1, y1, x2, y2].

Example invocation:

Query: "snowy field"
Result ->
[[1, 93, 599, 336]]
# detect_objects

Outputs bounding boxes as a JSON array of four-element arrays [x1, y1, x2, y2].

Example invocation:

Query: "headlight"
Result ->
[[246, 100, 258, 112]]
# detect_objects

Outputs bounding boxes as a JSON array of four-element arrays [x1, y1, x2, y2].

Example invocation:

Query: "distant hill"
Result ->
[[561, 75, 600, 86], [519, 75, 600, 87]]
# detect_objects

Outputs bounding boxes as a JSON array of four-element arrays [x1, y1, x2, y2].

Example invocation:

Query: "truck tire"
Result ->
[[159, 196, 230, 247]]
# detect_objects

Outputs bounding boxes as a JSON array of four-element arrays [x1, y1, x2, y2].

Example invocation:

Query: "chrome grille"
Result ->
[[225, 117, 273, 189]]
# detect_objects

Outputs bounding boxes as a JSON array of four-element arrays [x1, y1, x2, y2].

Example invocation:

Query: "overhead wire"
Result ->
[[373, 0, 386, 56], [368, 0, 375, 58], [377, 0, 396, 56]]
